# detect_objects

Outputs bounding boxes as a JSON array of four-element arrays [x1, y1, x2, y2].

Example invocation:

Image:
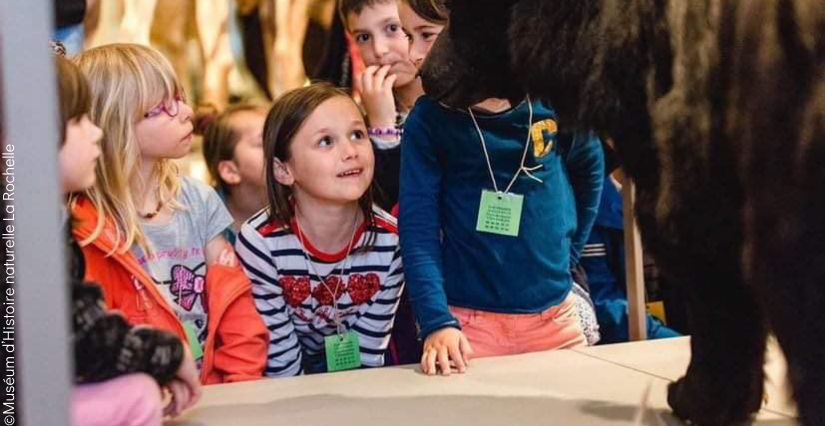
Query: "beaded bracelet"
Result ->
[[367, 127, 403, 137]]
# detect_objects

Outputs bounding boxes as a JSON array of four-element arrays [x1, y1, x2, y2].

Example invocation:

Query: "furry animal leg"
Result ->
[[742, 93, 825, 426], [664, 270, 767, 426]]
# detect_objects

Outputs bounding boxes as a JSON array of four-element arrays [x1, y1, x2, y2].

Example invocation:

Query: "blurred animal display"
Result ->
[[84, 0, 339, 107]]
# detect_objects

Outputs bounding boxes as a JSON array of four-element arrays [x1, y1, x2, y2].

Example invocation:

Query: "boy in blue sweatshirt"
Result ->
[[399, 96, 604, 375]]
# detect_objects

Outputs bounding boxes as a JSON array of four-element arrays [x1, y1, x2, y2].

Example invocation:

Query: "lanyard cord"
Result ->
[[468, 95, 543, 194], [294, 209, 360, 335]]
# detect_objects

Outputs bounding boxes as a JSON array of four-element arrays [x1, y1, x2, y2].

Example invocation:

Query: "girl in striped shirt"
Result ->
[[236, 83, 405, 377]]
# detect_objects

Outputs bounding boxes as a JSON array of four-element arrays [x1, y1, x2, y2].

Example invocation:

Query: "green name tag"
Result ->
[[476, 190, 524, 237], [324, 331, 361, 372], [182, 321, 204, 360]]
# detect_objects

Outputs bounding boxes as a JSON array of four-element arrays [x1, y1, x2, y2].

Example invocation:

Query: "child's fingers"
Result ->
[[163, 394, 176, 417], [459, 334, 473, 365], [361, 65, 379, 93], [448, 344, 466, 373], [165, 382, 185, 416], [218, 245, 237, 267], [188, 381, 203, 408], [374, 64, 391, 86], [383, 74, 398, 92], [168, 382, 182, 416], [169, 380, 195, 417], [428, 349, 440, 375], [421, 348, 435, 375], [180, 383, 197, 413], [437, 348, 452, 376], [176, 383, 191, 416], [163, 383, 180, 417]]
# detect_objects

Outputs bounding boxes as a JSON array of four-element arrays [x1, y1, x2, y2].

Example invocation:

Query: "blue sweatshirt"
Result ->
[[399, 96, 604, 338]]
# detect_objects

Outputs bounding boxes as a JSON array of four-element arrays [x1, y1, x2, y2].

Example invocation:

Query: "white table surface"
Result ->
[[572, 337, 796, 417], [169, 337, 798, 426]]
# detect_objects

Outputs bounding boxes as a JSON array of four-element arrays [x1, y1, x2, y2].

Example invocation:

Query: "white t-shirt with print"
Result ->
[[132, 177, 233, 348]]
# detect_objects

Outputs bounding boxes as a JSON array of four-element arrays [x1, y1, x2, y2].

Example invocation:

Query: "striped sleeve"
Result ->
[[581, 243, 607, 258], [236, 222, 302, 377], [350, 244, 404, 367]]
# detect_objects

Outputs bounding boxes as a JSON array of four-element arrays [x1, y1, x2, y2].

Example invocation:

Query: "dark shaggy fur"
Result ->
[[421, 0, 824, 425]]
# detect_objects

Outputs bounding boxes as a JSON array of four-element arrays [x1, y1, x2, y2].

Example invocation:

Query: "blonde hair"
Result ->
[[74, 43, 184, 254]]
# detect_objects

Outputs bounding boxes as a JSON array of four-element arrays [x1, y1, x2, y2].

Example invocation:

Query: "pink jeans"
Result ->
[[450, 292, 587, 358], [72, 374, 163, 426]]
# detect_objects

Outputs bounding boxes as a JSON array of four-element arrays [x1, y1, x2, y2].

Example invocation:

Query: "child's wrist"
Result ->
[[419, 319, 462, 340], [366, 109, 398, 128], [367, 116, 398, 128], [367, 127, 403, 138]]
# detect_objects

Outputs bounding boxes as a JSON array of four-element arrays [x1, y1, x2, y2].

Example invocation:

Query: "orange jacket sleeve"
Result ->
[[207, 264, 268, 383]]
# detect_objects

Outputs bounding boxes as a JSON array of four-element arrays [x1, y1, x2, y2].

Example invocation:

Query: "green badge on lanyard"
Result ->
[[476, 190, 524, 237], [182, 321, 204, 360], [325, 331, 361, 372]]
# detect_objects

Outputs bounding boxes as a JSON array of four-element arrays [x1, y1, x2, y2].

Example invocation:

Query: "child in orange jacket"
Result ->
[[72, 43, 267, 384], [52, 51, 200, 424]]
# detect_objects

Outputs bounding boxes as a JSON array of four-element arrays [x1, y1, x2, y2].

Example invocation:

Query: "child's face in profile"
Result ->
[[59, 114, 103, 193], [229, 110, 267, 190], [398, 2, 444, 69], [279, 96, 375, 206], [348, 1, 418, 88], [134, 95, 195, 161]]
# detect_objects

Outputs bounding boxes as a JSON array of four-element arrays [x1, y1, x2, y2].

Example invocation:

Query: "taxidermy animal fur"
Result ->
[[421, 0, 824, 425]]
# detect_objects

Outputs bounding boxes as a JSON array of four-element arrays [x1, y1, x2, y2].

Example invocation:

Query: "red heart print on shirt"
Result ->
[[281, 276, 311, 307], [348, 273, 381, 305], [312, 276, 345, 306]]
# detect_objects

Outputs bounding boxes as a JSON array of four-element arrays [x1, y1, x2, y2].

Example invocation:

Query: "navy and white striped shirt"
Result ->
[[236, 206, 404, 377]]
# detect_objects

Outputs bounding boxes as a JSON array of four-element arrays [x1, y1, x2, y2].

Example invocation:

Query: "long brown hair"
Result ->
[[55, 55, 92, 144], [263, 83, 376, 240]]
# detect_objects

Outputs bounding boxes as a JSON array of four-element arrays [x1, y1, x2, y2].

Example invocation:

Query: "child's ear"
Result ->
[[217, 160, 242, 185], [272, 158, 294, 186]]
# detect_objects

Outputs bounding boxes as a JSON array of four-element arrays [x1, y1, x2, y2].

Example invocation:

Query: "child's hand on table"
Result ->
[[421, 327, 473, 376]]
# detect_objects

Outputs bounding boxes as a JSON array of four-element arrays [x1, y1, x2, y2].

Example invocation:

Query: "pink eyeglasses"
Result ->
[[143, 94, 187, 119]]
